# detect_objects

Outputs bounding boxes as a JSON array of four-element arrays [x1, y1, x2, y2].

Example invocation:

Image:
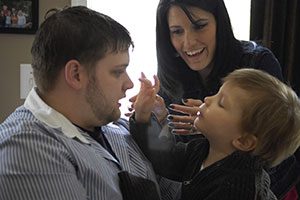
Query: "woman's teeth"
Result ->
[[186, 48, 204, 56]]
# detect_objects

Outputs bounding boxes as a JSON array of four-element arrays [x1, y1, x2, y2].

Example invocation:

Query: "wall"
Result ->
[[0, 0, 70, 122]]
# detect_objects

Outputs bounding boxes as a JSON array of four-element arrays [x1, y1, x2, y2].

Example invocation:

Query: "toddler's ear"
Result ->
[[232, 134, 257, 152]]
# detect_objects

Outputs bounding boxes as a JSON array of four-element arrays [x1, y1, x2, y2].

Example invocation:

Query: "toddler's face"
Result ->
[[194, 82, 249, 147]]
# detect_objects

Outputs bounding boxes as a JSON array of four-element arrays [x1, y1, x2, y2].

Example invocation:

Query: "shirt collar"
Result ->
[[24, 87, 90, 144]]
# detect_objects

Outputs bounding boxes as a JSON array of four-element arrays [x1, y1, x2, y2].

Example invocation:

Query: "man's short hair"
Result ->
[[31, 6, 133, 93]]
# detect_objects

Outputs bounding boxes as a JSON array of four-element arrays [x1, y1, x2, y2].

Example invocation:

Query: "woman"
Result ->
[[153, 0, 299, 199], [156, 0, 282, 106]]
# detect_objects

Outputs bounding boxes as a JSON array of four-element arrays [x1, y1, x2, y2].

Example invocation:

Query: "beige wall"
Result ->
[[0, 0, 70, 122]]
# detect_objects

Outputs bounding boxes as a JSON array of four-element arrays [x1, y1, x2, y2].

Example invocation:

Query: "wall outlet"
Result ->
[[20, 64, 35, 99]]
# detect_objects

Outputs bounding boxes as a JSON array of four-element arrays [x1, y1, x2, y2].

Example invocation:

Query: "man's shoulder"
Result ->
[[1, 106, 35, 136], [0, 106, 58, 143], [114, 118, 130, 131], [102, 118, 130, 136]]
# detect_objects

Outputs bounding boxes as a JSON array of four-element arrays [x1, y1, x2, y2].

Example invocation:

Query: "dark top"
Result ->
[[157, 41, 299, 199], [180, 139, 276, 200], [159, 41, 283, 106], [130, 117, 277, 199]]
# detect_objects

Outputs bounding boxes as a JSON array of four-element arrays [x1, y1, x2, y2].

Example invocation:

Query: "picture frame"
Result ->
[[0, 0, 38, 34]]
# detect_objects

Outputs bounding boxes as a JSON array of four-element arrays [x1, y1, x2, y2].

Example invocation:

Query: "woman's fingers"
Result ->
[[167, 114, 198, 134], [182, 98, 202, 107], [169, 104, 200, 116], [168, 121, 194, 130], [168, 114, 195, 123], [168, 121, 200, 135], [167, 103, 200, 135], [171, 128, 200, 135]]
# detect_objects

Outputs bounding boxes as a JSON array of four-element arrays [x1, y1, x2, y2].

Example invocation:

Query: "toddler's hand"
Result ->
[[130, 72, 160, 123]]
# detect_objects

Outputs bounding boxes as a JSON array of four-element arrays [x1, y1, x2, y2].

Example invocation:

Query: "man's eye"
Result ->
[[113, 70, 125, 77]]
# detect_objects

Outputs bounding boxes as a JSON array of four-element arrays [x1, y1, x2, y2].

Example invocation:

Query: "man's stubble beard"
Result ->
[[85, 76, 120, 125]]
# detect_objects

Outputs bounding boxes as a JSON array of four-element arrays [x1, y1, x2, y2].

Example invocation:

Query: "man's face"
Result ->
[[85, 50, 133, 126]]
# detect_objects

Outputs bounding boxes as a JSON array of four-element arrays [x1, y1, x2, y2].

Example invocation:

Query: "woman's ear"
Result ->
[[232, 134, 257, 152], [64, 60, 85, 89]]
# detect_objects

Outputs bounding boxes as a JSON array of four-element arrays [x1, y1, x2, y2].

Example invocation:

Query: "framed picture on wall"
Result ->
[[0, 0, 38, 34]]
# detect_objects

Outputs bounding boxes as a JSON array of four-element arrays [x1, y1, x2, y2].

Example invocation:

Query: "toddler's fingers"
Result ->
[[129, 95, 137, 102]]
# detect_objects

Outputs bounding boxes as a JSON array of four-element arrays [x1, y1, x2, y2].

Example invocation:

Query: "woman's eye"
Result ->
[[193, 22, 207, 30], [194, 25, 205, 30], [170, 29, 183, 35]]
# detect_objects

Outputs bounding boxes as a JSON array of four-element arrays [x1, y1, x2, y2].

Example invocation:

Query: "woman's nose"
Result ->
[[184, 30, 198, 47]]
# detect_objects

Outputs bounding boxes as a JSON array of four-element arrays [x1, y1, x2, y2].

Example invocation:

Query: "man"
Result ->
[[0, 6, 161, 200]]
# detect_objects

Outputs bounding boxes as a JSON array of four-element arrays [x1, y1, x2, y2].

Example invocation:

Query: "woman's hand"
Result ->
[[168, 98, 202, 135]]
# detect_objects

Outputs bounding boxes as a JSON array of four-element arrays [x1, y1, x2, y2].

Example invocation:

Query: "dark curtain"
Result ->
[[250, 0, 300, 96]]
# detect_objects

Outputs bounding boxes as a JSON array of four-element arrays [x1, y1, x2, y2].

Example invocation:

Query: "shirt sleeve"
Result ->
[[129, 113, 189, 181]]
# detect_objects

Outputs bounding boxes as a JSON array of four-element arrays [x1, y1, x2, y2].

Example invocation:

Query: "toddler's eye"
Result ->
[[218, 97, 225, 108]]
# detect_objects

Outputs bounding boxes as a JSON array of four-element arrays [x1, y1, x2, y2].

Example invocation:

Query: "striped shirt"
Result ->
[[0, 88, 159, 200]]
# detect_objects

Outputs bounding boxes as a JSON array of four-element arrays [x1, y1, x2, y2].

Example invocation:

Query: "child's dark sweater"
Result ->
[[130, 118, 277, 200], [180, 138, 277, 200]]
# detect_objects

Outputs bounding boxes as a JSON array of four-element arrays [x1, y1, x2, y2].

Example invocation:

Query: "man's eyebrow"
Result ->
[[114, 64, 128, 68]]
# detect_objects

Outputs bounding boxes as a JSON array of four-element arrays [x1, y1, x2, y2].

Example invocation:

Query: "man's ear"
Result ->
[[232, 134, 257, 152], [64, 60, 85, 89]]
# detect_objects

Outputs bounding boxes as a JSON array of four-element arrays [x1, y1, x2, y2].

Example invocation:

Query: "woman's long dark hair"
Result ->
[[156, 0, 242, 101]]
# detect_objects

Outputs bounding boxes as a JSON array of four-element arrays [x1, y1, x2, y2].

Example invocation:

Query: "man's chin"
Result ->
[[111, 110, 121, 122]]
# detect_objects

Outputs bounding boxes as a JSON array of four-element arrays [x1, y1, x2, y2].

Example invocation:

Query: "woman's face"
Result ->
[[168, 5, 216, 72]]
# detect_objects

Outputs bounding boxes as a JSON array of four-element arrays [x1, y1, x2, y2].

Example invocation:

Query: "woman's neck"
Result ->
[[197, 61, 214, 81]]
